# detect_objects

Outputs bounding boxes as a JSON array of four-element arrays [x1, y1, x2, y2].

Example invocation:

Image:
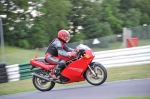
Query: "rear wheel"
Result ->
[[85, 62, 107, 85], [32, 69, 55, 91]]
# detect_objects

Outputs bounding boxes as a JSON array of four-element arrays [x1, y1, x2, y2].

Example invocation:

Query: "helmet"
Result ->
[[58, 30, 70, 43]]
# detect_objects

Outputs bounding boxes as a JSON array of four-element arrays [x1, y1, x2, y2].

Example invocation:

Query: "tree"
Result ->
[[123, 8, 141, 27], [38, 0, 72, 43], [100, 0, 123, 34], [0, 0, 38, 48], [82, 18, 113, 38], [120, 0, 150, 27], [0, 0, 72, 48], [69, 0, 123, 40], [136, 0, 150, 25], [27, 23, 48, 48], [70, 32, 87, 42], [1, 0, 150, 49]]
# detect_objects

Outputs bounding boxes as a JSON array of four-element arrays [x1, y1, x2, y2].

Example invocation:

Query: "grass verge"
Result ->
[[118, 97, 150, 99], [0, 64, 150, 96], [0, 40, 150, 65]]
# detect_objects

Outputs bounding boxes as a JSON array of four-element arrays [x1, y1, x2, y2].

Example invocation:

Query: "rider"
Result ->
[[45, 29, 77, 80]]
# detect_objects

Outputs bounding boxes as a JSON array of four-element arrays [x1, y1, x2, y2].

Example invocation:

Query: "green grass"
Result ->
[[0, 46, 44, 65], [0, 64, 150, 96], [138, 39, 150, 46], [93, 42, 122, 52], [118, 97, 150, 99], [0, 39, 150, 65], [106, 64, 150, 81], [93, 39, 150, 52]]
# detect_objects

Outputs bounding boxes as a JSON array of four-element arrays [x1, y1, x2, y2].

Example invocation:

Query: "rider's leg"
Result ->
[[45, 54, 59, 79], [49, 60, 66, 80], [45, 54, 59, 65], [54, 59, 66, 76], [45, 54, 67, 80]]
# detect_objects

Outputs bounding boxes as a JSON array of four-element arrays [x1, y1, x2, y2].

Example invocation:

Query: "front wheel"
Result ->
[[85, 62, 107, 85]]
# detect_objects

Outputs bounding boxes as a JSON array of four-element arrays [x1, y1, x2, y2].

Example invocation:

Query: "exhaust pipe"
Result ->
[[32, 73, 50, 81]]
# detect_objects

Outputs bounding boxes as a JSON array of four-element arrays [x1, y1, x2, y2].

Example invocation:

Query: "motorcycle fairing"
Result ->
[[61, 50, 94, 83]]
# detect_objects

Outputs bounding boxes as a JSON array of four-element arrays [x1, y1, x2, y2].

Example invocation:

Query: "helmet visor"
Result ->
[[65, 34, 70, 42]]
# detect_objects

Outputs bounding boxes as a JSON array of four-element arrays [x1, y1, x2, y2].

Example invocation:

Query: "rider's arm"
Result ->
[[64, 43, 74, 52], [55, 40, 70, 58]]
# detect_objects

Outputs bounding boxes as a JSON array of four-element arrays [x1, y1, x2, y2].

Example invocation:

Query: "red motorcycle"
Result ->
[[30, 44, 107, 91]]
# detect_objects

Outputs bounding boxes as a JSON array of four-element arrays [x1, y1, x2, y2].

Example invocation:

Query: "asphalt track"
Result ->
[[0, 78, 150, 99]]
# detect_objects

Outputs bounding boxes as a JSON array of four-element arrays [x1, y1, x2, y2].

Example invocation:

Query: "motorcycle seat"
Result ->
[[35, 57, 50, 65]]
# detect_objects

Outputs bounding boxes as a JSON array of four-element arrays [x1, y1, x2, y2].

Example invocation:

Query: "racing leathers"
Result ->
[[45, 38, 75, 79]]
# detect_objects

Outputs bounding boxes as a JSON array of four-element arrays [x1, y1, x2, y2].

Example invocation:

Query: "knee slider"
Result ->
[[58, 60, 66, 69]]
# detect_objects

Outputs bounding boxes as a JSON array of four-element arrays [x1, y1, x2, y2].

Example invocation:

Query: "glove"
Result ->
[[74, 49, 79, 52], [68, 51, 77, 58]]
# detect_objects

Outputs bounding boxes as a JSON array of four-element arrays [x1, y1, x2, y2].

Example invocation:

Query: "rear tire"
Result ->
[[32, 70, 55, 91], [85, 62, 107, 85]]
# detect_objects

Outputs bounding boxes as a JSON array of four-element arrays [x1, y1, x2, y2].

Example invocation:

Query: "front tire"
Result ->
[[85, 62, 107, 85], [32, 70, 55, 91]]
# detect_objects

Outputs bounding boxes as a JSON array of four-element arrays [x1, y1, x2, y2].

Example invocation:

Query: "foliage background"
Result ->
[[0, 0, 150, 49]]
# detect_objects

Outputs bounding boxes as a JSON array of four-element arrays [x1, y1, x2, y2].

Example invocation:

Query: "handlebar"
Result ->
[[77, 49, 85, 57], [66, 49, 85, 64]]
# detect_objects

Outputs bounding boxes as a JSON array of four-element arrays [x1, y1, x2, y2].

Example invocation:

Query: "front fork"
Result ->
[[88, 65, 97, 76]]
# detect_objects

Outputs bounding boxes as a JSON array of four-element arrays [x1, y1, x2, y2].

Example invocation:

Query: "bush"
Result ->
[[99, 37, 109, 48], [18, 40, 30, 49]]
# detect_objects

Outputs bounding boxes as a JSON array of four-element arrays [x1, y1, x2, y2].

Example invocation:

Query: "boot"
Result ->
[[49, 68, 57, 80], [49, 73, 58, 80], [49, 66, 60, 80], [49, 60, 65, 80]]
